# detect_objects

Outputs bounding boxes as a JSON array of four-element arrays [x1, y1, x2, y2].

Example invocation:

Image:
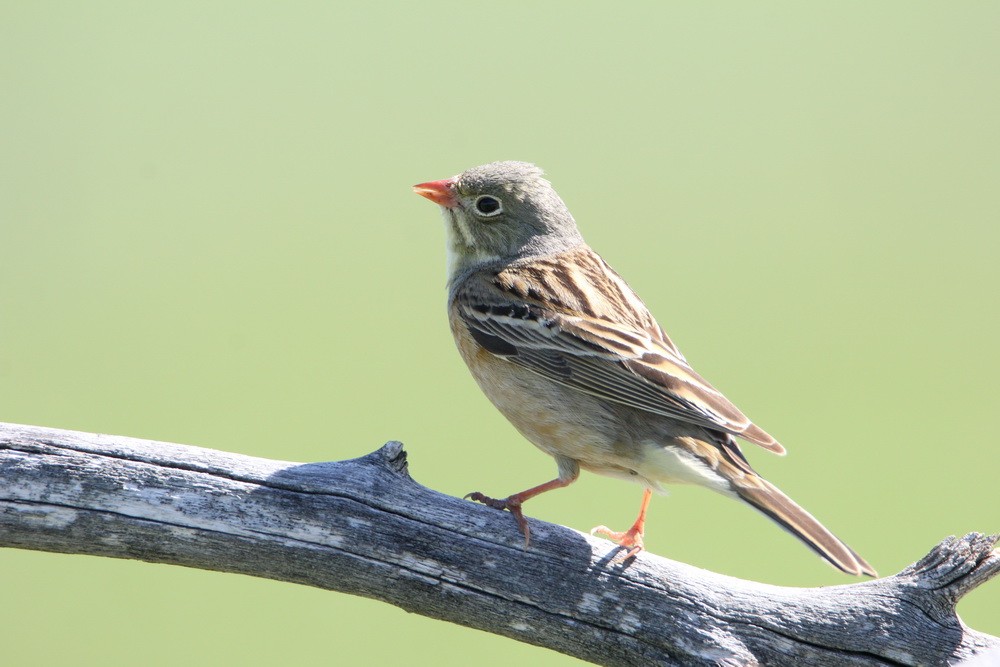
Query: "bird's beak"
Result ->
[[412, 178, 458, 208]]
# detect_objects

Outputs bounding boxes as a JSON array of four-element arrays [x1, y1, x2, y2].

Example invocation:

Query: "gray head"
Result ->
[[414, 161, 584, 280]]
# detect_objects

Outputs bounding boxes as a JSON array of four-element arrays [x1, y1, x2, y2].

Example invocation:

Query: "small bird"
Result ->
[[413, 161, 876, 577]]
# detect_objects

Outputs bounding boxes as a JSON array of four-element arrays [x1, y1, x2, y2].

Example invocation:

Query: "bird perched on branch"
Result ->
[[414, 161, 875, 577]]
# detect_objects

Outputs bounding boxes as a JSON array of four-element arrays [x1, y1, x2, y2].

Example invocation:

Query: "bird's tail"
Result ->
[[735, 477, 877, 577]]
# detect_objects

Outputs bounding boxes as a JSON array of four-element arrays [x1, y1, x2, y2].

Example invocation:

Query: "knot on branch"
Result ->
[[351, 441, 410, 477], [898, 533, 1000, 603], [378, 441, 409, 476]]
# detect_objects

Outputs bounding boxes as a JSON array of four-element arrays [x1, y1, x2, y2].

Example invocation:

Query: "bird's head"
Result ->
[[414, 161, 584, 280]]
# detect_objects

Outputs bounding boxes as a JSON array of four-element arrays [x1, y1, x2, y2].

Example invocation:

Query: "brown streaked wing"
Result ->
[[455, 278, 784, 454], [495, 246, 688, 360]]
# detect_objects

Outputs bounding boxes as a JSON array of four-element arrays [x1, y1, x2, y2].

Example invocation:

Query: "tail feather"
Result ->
[[735, 478, 877, 577]]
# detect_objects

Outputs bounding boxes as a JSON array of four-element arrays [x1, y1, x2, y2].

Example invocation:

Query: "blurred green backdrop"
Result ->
[[2, 2, 998, 664]]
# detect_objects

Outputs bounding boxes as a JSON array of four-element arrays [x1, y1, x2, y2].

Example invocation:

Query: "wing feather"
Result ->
[[456, 281, 784, 453]]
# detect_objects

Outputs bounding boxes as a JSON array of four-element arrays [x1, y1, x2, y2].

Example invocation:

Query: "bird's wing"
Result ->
[[455, 285, 784, 454]]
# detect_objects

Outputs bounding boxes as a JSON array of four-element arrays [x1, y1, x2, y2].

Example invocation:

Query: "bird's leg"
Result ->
[[591, 488, 653, 559], [465, 477, 573, 548]]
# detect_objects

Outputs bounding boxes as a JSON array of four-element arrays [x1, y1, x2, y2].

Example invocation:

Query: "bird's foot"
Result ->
[[464, 492, 531, 547], [590, 524, 645, 560]]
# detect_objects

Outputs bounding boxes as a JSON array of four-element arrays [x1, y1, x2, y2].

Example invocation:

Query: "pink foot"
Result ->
[[465, 491, 531, 547], [590, 524, 645, 559]]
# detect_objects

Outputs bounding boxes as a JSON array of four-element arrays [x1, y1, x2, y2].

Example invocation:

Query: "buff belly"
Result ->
[[451, 318, 734, 496]]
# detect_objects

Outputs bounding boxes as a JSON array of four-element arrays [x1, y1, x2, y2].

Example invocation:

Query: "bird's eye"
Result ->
[[473, 195, 503, 217]]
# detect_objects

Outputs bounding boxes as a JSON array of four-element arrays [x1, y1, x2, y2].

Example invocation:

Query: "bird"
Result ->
[[413, 161, 876, 577]]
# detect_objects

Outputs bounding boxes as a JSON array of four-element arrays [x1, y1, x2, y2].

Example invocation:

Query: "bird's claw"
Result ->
[[464, 491, 507, 510], [465, 491, 531, 548], [590, 524, 645, 560]]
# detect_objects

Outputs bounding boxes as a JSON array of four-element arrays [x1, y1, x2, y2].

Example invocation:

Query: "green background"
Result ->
[[2, 2, 998, 664]]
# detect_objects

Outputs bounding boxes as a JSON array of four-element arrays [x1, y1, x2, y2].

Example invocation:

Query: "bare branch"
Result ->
[[1, 422, 997, 666]]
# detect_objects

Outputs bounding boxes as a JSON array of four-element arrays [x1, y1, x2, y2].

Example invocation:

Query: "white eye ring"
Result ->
[[473, 195, 503, 217]]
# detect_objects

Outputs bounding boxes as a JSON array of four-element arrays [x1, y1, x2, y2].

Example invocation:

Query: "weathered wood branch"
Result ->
[[0, 422, 996, 666]]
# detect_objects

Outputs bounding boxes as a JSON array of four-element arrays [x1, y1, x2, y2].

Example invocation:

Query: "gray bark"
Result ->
[[0, 421, 997, 666]]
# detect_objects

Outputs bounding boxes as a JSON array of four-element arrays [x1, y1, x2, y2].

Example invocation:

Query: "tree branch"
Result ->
[[0, 422, 996, 666]]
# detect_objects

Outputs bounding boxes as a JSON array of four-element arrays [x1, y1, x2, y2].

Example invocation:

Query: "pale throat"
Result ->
[[442, 210, 499, 281]]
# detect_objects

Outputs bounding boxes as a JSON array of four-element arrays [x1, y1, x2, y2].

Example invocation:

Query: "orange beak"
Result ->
[[412, 178, 458, 208]]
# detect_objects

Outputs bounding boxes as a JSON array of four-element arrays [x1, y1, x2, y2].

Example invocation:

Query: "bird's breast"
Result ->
[[449, 308, 643, 472]]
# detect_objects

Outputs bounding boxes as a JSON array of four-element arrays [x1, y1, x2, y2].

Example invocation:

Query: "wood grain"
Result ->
[[1, 422, 997, 666]]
